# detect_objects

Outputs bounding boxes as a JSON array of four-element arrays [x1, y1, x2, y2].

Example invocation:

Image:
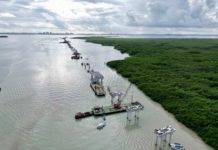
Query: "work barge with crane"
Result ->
[[75, 84, 144, 119], [75, 101, 143, 119]]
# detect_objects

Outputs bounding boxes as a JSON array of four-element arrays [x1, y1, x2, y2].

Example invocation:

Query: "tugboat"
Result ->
[[170, 143, 185, 150], [75, 111, 93, 119]]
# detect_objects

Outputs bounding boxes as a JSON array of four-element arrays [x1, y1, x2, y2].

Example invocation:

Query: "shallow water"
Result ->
[[0, 35, 213, 150]]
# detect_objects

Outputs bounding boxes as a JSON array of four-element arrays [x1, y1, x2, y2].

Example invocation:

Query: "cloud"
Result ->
[[0, 0, 218, 34], [124, 0, 218, 28], [73, 0, 123, 5], [0, 12, 16, 18]]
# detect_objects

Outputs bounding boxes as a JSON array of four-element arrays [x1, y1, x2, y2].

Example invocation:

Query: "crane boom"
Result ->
[[120, 84, 132, 102]]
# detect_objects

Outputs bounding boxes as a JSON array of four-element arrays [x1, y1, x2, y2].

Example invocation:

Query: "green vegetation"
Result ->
[[82, 37, 218, 149]]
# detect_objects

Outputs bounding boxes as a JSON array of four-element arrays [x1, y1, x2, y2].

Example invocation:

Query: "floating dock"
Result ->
[[90, 83, 106, 96], [75, 101, 144, 119]]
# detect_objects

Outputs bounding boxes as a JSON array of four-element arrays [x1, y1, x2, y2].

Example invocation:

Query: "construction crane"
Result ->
[[107, 84, 131, 109]]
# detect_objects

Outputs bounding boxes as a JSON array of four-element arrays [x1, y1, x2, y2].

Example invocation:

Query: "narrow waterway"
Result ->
[[0, 35, 213, 150]]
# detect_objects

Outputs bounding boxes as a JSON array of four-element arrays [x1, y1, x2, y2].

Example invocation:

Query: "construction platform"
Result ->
[[90, 83, 106, 96], [75, 101, 144, 119]]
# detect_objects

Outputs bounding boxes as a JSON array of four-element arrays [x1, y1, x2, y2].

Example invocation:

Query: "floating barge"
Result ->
[[93, 101, 143, 116], [90, 83, 106, 96], [90, 71, 106, 96], [75, 101, 143, 119]]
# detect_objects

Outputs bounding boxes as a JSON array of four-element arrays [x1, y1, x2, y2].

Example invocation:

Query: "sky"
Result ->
[[0, 0, 218, 34]]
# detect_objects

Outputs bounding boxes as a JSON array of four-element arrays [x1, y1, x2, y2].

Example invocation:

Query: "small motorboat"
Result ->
[[97, 121, 106, 130], [170, 143, 185, 150]]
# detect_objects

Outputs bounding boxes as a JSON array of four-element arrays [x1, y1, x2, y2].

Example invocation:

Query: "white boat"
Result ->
[[170, 143, 185, 150], [97, 121, 106, 129]]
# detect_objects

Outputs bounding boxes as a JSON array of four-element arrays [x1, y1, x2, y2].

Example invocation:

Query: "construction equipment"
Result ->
[[107, 84, 132, 109], [90, 70, 106, 96]]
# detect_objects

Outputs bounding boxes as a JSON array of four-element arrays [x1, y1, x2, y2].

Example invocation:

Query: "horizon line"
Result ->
[[1, 32, 218, 36]]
